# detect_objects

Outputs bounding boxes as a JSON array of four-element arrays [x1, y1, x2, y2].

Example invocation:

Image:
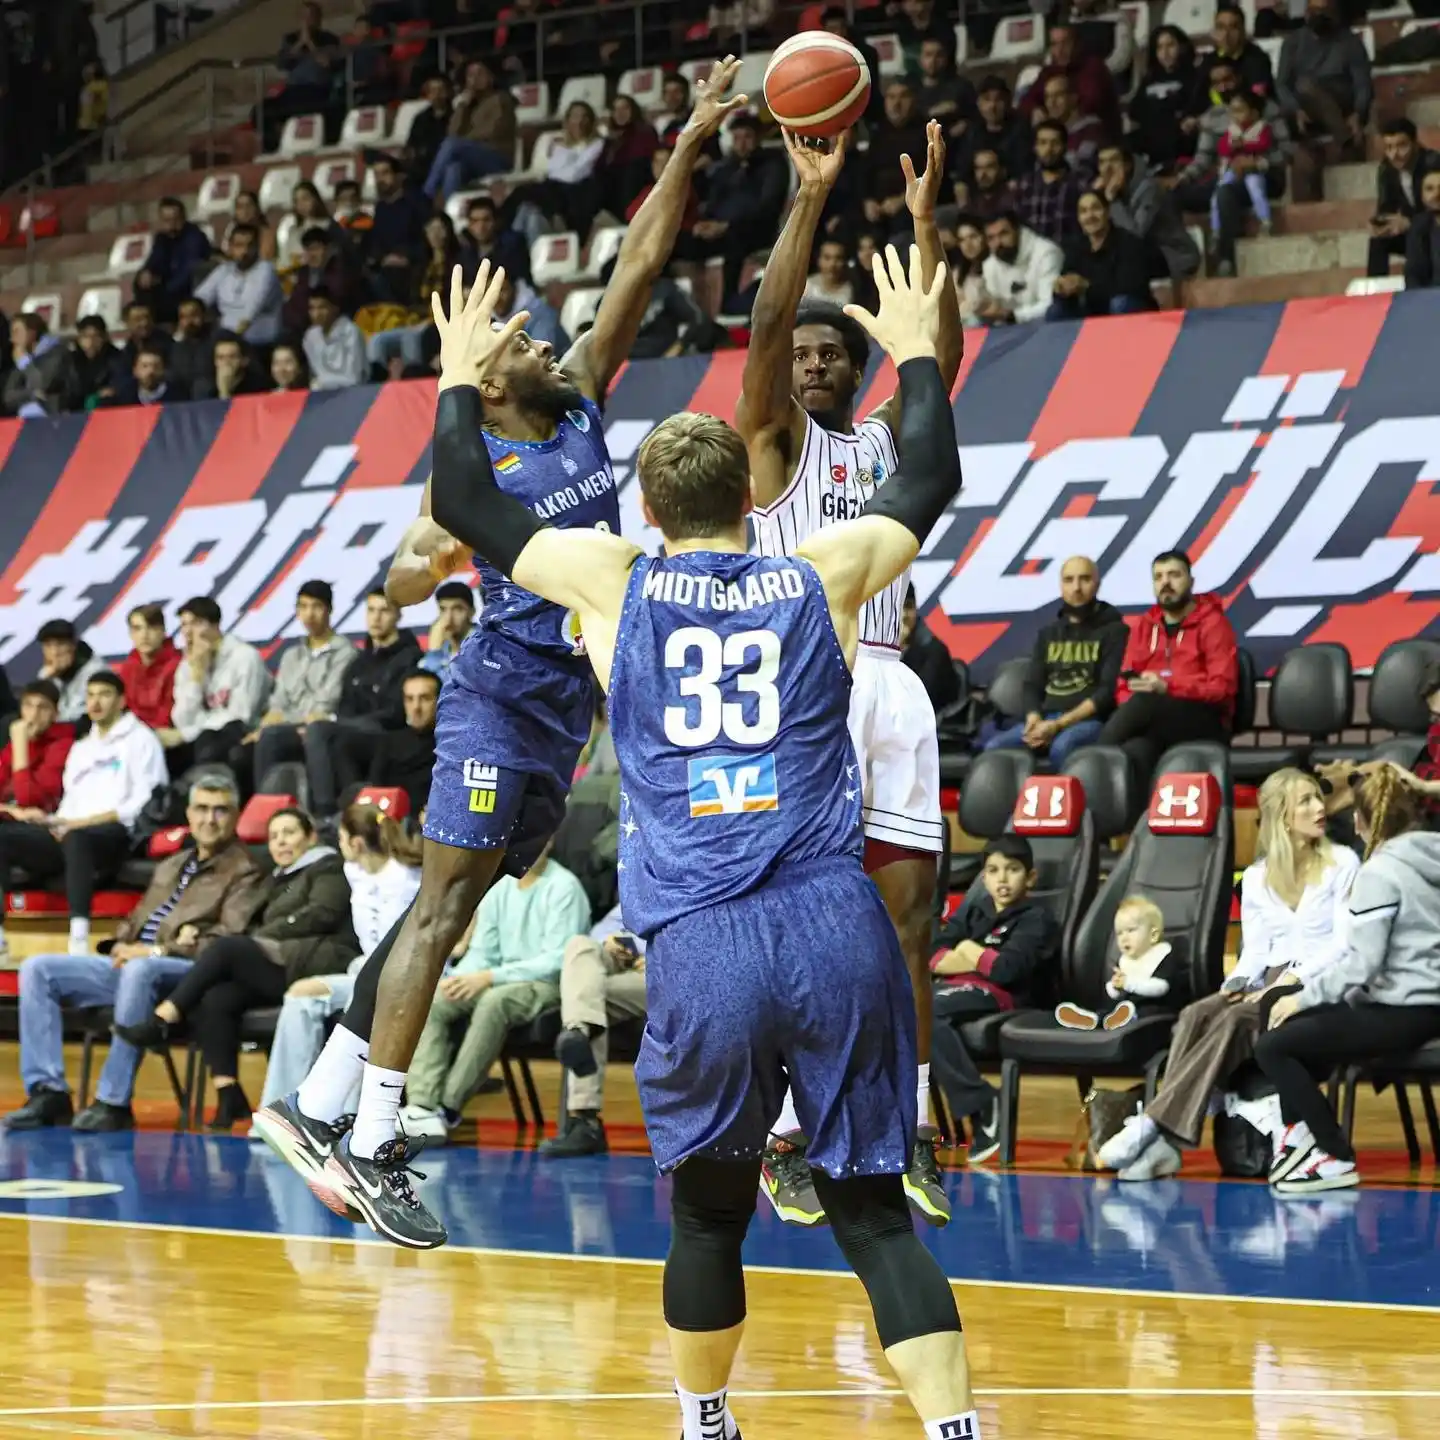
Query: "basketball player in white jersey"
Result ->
[[737, 119, 964, 1228]]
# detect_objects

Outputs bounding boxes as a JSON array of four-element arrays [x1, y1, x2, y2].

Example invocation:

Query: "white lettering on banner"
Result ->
[[1252, 417, 1440, 600], [939, 436, 1169, 617], [86, 500, 271, 656], [0, 518, 147, 664], [1106, 431, 1259, 606], [212, 493, 338, 634], [1189, 425, 1340, 596]]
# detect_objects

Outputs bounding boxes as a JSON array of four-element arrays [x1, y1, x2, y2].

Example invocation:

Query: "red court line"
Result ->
[[0, 407, 161, 606], [94, 391, 310, 626], [344, 380, 438, 489], [1028, 309, 1185, 458], [1258, 293, 1391, 389]]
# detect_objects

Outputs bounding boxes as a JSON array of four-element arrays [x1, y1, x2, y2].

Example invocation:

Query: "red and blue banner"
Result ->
[[2, 291, 1438, 681]]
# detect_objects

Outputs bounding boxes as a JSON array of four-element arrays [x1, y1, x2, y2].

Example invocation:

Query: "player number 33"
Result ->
[[663, 626, 781, 748]]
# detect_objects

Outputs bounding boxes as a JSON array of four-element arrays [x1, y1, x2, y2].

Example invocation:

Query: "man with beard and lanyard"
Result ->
[[251, 57, 748, 1251], [735, 119, 964, 1229]]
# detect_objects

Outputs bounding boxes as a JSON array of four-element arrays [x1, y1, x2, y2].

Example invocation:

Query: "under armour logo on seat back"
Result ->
[[1013, 774, 1085, 836], [1147, 772, 1221, 835]]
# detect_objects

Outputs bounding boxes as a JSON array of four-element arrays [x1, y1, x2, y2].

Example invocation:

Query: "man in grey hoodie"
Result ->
[[1255, 766, 1440, 1195], [1096, 143, 1200, 281], [230, 580, 356, 798]]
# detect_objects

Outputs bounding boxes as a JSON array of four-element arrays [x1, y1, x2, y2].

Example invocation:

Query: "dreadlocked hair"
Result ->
[[1353, 763, 1425, 860]]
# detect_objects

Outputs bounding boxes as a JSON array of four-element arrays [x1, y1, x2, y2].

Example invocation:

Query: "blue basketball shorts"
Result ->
[[636, 856, 918, 1178]]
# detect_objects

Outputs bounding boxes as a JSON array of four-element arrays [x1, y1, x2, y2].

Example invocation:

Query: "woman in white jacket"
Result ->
[[1257, 764, 1440, 1194], [1099, 768, 1358, 1180], [255, 804, 421, 1113]]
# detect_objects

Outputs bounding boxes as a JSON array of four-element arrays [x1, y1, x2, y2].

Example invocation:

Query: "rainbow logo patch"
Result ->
[[494, 453, 522, 474]]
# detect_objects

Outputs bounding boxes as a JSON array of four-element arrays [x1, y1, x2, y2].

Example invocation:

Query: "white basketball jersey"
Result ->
[[750, 412, 906, 648]]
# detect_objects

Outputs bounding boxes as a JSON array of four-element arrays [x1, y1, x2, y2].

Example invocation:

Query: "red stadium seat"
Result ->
[[148, 826, 191, 858], [355, 786, 410, 819], [238, 793, 299, 844]]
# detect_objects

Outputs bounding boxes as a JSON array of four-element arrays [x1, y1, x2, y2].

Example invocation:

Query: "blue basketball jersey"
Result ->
[[453, 396, 620, 686], [608, 551, 863, 937]]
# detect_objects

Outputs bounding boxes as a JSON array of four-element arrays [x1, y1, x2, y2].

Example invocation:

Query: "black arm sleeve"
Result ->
[[430, 385, 549, 576], [860, 357, 961, 543]]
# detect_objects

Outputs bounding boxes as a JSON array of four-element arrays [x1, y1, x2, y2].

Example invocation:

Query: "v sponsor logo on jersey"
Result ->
[[686, 753, 780, 817]]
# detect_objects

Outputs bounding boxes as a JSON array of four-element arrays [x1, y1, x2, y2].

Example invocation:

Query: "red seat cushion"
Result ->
[[238, 793, 299, 844], [148, 826, 190, 858], [6, 890, 137, 919], [354, 786, 410, 819]]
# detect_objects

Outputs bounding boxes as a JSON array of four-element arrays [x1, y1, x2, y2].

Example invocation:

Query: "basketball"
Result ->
[[763, 32, 870, 138]]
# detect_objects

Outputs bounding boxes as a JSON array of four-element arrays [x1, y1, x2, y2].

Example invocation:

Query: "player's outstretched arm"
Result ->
[[562, 56, 747, 408], [799, 245, 960, 644], [429, 264, 640, 684], [868, 121, 964, 437], [384, 477, 471, 608], [735, 129, 848, 508]]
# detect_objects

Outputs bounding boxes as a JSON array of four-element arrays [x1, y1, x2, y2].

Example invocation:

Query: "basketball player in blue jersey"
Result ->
[[738, 120, 964, 1228], [250, 58, 748, 1250], [421, 250, 982, 1440]]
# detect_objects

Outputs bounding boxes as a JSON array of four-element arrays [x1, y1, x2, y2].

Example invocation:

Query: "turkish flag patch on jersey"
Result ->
[[830, 463, 847, 484], [1147, 772, 1222, 835]]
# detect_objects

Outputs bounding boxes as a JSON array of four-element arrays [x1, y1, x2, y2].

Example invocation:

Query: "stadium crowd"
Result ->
[[2, 541, 1439, 1189], [6, 0, 1439, 414]]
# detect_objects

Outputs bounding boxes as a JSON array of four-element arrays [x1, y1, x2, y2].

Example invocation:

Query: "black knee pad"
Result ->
[[663, 1158, 758, 1333], [816, 1172, 961, 1350]]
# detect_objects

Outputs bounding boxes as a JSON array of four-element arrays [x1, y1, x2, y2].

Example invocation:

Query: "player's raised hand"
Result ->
[[784, 127, 849, 193], [431, 260, 529, 391], [901, 119, 946, 220], [842, 243, 946, 366], [683, 55, 749, 138]]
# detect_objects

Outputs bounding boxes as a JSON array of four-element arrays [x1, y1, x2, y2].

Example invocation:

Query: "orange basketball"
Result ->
[[763, 33, 870, 138]]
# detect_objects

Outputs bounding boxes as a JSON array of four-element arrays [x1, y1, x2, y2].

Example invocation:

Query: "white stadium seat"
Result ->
[[107, 232, 151, 279], [1161, 0, 1217, 38], [1120, 1, 1150, 57], [444, 188, 490, 228], [276, 113, 326, 158], [1358, 24, 1375, 59], [528, 129, 564, 178], [275, 214, 305, 269], [618, 66, 665, 111], [1015, 63, 1043, 101], [582, 224, 627, 280], [258, 163, 302, 214], [989, 15, 1045, 61], [871, 33, 907, 77], [77, 285, 125, 331], [560, 286, 604, 339], [1346, 275, 1405, 295], [390, 98, 431, 149], [312, 155, 357, 202], [361, 165, 379, 203], [678, 59, 709, 88], [1256, 35, 1283, 68], [511, 81, 552, 127], [340, 105, 387, 149], [195, 172, 241, 221], [530, 231, 582, 285], [556, 73, 608, 121], [952, 24, 969, 66], [733, 50, 774, 106], [21, 293, 62, 330]]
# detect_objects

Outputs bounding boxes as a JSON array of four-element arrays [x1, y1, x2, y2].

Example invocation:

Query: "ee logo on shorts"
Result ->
[[463, 759, 498, 815]]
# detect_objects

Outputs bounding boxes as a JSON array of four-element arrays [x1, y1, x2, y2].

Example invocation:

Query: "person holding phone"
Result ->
[[541, 903, 649, 1158], [1368, 118, 1440, 279]]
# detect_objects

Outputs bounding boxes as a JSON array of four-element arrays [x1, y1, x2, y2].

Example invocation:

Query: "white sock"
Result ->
[[770, 1090, 801, 1141], [68, 917, 90, 952], [296, 1025, 369, 1123], [925, 1411, 982, 1439], [676, 1384, 737, 1440], [917, 1062, 932, 1128], [349, 1063, 408, 1159], [0, 921, 7, 948]]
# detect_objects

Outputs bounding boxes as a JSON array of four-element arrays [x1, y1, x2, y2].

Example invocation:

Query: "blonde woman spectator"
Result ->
[[256, 804, 422, 1114], [1099, 768, 1358, 1180], [1257, 765, 1440, 1193]]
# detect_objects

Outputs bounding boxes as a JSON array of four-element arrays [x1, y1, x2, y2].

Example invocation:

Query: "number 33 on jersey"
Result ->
[[608, 551, 865, 937]]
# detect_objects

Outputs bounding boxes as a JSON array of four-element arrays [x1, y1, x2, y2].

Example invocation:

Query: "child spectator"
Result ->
[[1211, 87, 1278, 243], [1056, 895, 1176, 1031], [928, 835, 1061, 1163], [116, 603, 181, 731]]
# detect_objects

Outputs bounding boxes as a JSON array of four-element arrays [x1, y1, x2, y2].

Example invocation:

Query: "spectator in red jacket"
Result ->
[[116, 603, 181, 731], [1021, 22, 1121, 142], [1098, 549, 1238, 791], [0, 681, 75, 819]]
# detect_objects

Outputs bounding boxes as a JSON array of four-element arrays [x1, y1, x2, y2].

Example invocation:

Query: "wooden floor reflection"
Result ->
[[2, 1216, 1437, 1438]]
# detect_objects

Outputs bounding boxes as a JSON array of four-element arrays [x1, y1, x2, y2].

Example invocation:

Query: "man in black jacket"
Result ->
[[929, 836, 1061, 1162], [983, 555, 1127, 768], [1047, 189, 1156, 318], [1405, 169, 1440, 290], [1369, 118, 1440, 278], [303, 589, 421, 816], [63, 316, 123, 412], [901, 585, 959, 712], [360, 668, 438, 817]]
